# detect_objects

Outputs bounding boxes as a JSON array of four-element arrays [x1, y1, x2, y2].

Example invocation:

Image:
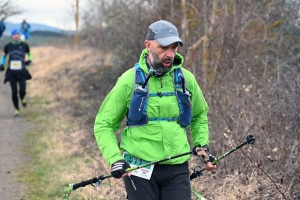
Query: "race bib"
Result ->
[[123, 152, 154, 180], [10, 61, 22, 70]]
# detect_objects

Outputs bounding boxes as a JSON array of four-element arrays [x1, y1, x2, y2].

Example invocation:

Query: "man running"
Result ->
[[20, 20, 31, 41], [0, 29, 33, 116]]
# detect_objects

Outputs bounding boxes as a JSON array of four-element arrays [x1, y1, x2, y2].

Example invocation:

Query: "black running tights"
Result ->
[[9, 77, 26, 111]]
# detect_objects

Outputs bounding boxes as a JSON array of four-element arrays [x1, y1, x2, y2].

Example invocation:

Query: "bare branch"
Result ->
[[0, 0, 22, 20]]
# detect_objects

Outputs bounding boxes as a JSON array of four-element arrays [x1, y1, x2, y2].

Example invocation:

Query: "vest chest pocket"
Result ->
[[127, 86, 148, 122], [177, 90, 192, 128]]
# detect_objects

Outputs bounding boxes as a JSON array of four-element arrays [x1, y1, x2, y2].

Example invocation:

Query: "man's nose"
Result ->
[[165, 48, 175, 57]]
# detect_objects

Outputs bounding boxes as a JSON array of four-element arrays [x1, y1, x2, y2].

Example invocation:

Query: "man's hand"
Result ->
[[25, 60, 31, 66], [193, 146, 217, 171], [205, 161, 217, 171], [111, 160, 131, 179], [0, 65, 4, 72]]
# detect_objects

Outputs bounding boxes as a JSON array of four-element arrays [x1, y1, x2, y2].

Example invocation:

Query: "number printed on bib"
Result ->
[[10, 61, 22, 70], [123, 152, 154, 180]]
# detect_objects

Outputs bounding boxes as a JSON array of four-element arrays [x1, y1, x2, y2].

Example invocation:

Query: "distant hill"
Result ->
[[31, 31, 66, 37], [2, 22, 74, 36]]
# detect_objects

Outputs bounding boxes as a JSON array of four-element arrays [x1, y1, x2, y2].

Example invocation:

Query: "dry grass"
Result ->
[[22, 45, 122, 200]]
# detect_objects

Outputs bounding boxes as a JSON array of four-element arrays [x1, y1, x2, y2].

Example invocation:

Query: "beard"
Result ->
[[149, 48, 173, 76]]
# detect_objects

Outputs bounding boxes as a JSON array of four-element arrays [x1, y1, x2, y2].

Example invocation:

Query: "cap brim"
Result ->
[[156, 36, 183, 47]]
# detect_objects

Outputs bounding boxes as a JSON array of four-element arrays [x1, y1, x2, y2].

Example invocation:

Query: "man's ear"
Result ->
[[144, 40, 151, 51]]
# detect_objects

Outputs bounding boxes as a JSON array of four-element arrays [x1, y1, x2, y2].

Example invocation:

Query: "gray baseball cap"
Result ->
[[146, 20, 183, 47]]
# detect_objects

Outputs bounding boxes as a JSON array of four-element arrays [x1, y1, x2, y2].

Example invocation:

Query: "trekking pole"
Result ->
[[63, 151, 192, 200], [190, 135, 255, 180]]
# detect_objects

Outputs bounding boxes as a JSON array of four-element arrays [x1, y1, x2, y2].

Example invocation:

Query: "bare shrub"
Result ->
[[79, 0, 300, 199]]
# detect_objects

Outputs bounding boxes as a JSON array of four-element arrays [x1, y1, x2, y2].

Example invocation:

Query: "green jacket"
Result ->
[[94, 49, 210, 166]]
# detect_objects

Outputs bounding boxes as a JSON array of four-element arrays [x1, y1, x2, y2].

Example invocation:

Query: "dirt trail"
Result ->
[[0, 73, 30, 200]]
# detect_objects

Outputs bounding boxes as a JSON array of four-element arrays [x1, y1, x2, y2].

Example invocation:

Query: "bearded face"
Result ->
[[149, 46, 173, 75]]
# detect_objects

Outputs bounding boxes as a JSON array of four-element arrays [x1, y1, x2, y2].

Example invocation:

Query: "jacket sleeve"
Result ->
[[188, 74, 210, 147], [0, 54, 6, 65], [1, 44, 8, 65], [94, 70, 133, 166]]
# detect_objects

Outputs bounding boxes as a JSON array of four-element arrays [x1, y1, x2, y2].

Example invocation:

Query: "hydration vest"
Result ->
[[126, 63, 192, 128]]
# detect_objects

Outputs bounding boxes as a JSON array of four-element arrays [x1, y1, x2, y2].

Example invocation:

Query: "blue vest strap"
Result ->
[[148, 117, 178, 122], [149, 92, 176, 97]]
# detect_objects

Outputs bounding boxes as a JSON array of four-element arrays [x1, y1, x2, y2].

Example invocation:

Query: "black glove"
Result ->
[[25, 60, 32, 66], [110, 160, 131, 179], [0, 65, 4, 71], [192, 145, 216, 164]]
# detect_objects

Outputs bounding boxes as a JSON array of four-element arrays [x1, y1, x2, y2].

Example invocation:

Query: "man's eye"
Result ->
[[173, 46, 178, 49]]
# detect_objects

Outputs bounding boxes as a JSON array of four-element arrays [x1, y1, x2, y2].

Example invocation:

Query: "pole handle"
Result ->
[[72, 177, 99, 190]]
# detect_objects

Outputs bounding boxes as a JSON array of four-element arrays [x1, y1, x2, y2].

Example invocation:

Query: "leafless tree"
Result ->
[[0, 0, 22, 20]]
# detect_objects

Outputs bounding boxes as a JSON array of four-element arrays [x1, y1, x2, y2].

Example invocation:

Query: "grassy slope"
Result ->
[[19, 45, 122, 200], [18, 45, 276, 200]]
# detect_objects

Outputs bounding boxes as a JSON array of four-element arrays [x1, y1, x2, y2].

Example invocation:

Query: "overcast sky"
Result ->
[[7, 0, 87, 30]]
